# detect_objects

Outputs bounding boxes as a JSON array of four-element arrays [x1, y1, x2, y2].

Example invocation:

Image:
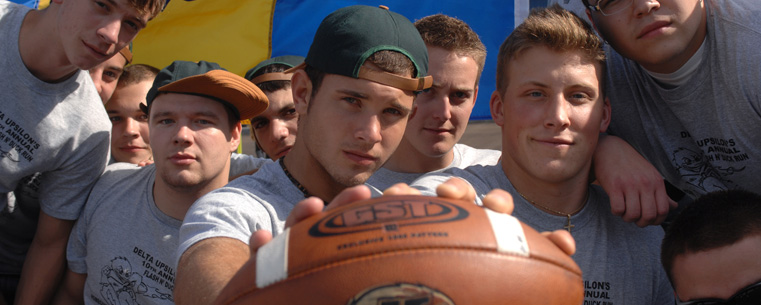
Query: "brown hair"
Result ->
[[495, 4, 605, 95], [248, 63, 292, 94], [414, 14, 487, 85], [117, 64, 159, 88], [661, 189, 761, 283], [129, 0, 165, 20]]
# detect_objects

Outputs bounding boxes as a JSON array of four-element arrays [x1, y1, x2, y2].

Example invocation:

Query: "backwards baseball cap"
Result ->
[[289, 5, 432, 92], [144, 60, 269, 121], [118, 43, 133, 64], [244, 55, 305, 85]]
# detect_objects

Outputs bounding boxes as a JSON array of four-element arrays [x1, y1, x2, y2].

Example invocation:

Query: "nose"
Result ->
[[124, 118, 140, 138], [270, 120, 289, 143], [354, 115, 382, 145], [89, 70, 103, 94], [173, 124, 193, 146], [634, 0, 660, 17], [431, 96, 453, 122], [97, 19, 121, 46], [544, 95, 571, 130]]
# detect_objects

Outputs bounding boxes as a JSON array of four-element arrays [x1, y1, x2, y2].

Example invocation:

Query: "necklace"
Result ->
[[516, 190, 588, 233], [279, 157, 311, 198]]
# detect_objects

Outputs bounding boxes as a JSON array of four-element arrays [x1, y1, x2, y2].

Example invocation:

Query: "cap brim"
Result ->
[[357, 66, 432, 92], [250, 71, 294, 85], [283, 62, 306, 74], [119, 47, 133, 64], [158, 70, 269, 120], [286, 63, 431, 92]]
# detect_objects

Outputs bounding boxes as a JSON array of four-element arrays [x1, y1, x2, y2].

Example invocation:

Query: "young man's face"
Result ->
[[403, 46, 478, 157], [89, 54, 128, 103], [251, 88, 298, 160], [588, 0, 706, 73], [294, 70, 414, 187], [56, 0, 151, 70], [106, 79, 152, 164], [671, 234, 761, 302], [492, 46, 610, 184], [149, 93, 241, 190]]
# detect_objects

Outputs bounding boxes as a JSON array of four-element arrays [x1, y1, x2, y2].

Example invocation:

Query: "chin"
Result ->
[[335, 171, 373, 188], [427, 143, 454, 157]]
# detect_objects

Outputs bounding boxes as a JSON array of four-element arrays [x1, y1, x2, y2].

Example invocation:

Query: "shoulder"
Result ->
[[96, 163, 150, 187], [0, 2, 30, 20], [229, 153, 272, 177], [81, 164, 153, 217], [411, 165, 496, 196], [453, 144, 501, 166], [708, 0, 761, 23]]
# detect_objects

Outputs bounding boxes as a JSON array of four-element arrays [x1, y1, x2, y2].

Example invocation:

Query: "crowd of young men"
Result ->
[[1, 0, 759, 304]]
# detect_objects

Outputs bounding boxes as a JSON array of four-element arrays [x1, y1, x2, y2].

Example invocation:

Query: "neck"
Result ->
[[18, 6, 79, 82], [383, 138, 454, 173], [502, 160, 589, 215], [152, 167, 230, 220], [283, 140, 344, 202]]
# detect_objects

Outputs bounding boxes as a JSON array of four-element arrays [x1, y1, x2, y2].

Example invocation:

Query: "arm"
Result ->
[[175, 237, 250, 305], [174, 185, 374, 305], [593, 134, 677, 227], [15, 211, 75, 305], [51, 269, 86, 305]]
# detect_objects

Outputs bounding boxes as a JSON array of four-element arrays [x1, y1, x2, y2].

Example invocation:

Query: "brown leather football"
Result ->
[[213, 195, 583, 305]]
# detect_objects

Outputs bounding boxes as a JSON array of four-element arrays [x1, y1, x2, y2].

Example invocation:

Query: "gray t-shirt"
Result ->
[[68, 163, 177, 305], [412, 164, 674, 304], [367, 143, 500, 190], [0, 2, 110, 275], [178, 160, 382, 264], [68, 155, 263, 305], [229, 153, 271, 179], [604, 0, 761, 199]]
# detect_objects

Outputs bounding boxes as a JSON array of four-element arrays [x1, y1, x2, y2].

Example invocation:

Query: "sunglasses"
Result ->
[[677, 280, 761, 305]]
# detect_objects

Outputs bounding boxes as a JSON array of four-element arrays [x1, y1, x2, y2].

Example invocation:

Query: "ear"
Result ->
[[469, 85, 479, 111], [229, 121, 242, 153], [291, 69, 312, 115], [408, 102, 418, 120], [489, 90, 505, 127], [599, 96, 612, 133]]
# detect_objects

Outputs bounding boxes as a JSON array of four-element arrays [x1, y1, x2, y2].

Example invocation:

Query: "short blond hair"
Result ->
[[495, 4, 605, 94], [414, 14, 487, 85]]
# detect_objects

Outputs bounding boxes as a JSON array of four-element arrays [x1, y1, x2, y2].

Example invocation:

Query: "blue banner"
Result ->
[[272, 0, 529, 120]]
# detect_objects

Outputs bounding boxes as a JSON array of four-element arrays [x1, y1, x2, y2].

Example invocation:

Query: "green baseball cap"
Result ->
[[245, 55, 305, 85], [291, 5, 432, 92], [144, 60, 269, 121]]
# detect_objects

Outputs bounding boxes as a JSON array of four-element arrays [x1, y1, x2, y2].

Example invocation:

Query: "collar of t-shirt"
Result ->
[[644, 38, 707, 88]]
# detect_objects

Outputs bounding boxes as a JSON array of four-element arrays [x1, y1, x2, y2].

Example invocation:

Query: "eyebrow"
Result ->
[[336, 89, 368, 99], [106, 65, 124, 72], [108, 0, 149, 28], [151, 111, 223, 119], [277, 104, 295, 114], [521, 81, 550, 89], [337, 89, 411, 113]]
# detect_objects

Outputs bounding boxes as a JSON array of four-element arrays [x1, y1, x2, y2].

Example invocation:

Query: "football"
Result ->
[[213, 195, 583, 304]]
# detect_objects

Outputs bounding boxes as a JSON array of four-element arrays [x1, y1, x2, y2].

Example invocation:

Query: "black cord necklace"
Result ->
[[279, 156, 311, 198]]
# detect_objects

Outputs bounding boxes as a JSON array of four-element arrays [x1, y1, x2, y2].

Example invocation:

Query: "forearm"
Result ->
[[51, 269, 86, 305], [175, 238, 250, 305], [15, 212, 74, 305]]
